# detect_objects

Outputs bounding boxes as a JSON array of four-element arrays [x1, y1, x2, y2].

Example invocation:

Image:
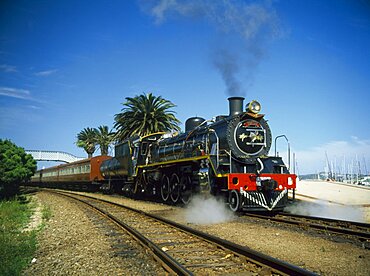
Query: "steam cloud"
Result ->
[[142, 0, 282, 95], [285, 200, 365, 223], [184, 195, 235, 224]]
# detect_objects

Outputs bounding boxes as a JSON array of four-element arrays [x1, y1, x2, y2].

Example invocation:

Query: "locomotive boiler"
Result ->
[[101, 97, 296, 211]]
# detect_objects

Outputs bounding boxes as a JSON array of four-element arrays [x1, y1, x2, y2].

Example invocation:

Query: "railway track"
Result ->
[[244, 212, 370, 246], [50, 190, 315, 275]]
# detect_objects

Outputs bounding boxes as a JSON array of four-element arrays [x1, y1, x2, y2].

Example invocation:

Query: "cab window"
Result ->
[[141, 142, 148, 155]]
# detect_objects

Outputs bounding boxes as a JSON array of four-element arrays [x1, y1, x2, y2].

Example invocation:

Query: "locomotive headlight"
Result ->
[[246, 100, 261, 114]]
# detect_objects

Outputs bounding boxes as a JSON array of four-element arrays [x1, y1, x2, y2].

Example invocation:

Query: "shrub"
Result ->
[[0, 139, 37, 199]]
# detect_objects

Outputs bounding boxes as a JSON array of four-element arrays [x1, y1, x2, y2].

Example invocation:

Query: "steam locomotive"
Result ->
[[31, 97, 296, 211], [100, 97, 296, 211]]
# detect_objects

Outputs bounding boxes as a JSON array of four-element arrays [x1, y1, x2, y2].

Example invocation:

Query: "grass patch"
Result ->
[[0, 196, 37, 275], [42, 204, 52, 221]]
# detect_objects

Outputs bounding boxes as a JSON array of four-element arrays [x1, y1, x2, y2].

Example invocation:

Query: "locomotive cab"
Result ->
[[134, 132, 165, 170]]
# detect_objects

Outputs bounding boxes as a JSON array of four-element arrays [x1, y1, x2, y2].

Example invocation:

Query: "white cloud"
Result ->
[[34, 69, 58, 76], [147, 0, 281, 39], [0, 87, 46, 105], [0, 64, 17, 72], [27, 105, 41, 110], [285, 137, 370, 175], [0, 87, 31, 100]]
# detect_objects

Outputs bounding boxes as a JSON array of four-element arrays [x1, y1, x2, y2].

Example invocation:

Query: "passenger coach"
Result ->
[[31, 156, 111, 191]]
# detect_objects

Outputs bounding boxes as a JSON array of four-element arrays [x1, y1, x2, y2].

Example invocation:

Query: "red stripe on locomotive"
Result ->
[[227, 173, 296, 191]]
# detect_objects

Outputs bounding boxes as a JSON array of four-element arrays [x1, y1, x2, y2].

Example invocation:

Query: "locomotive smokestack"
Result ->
[[228, 97, 245, 116]]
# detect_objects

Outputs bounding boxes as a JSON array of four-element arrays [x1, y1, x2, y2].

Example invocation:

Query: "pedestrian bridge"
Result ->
[[26, 150, 84, 163]]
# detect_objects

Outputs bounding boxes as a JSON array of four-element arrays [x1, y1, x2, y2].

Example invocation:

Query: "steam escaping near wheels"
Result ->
[[184, 195, 235, 225], [285, 200, 365, 223]]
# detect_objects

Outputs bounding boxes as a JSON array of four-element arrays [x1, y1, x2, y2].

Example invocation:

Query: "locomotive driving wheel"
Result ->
[[160, 175, 170, 202], [180, 175, 192, 205], [170, 173, 180, 203], [228, 190, 241, 212]]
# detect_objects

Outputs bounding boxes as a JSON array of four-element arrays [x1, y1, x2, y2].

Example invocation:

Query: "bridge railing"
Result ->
[[26, 150, 85, 163]]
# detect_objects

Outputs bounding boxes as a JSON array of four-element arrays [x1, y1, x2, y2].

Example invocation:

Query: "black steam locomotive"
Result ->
[[100, 97, 296, 211]]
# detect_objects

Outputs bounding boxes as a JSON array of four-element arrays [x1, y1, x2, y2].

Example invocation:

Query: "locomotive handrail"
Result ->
[[184, 118, 212, 141], [229, 150, 233, 173], [274, 135, 291, 170], [209, 129, 220, 168]]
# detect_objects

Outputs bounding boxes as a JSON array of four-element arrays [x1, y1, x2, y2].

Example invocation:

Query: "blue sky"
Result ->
[[1, 0, 369, 174]]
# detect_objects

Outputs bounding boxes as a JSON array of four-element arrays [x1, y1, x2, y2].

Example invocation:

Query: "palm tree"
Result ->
[[95, 125, 115, 156], [76, 127, 98, 158], [114, 93, 181, 142]]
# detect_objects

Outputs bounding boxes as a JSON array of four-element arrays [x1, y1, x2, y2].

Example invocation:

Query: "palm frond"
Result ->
[[114, 92, 181, 142]]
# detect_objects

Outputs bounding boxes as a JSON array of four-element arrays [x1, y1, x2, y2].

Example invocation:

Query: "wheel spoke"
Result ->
[[170, 173, 180, 203], [180, 175, 192, 205], [160, 175, 170, 202], [229, 190, 240, 212]]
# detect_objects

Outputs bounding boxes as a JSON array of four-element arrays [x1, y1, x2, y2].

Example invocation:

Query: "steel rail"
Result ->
[[151, 215, 316, 276], [52, 190, 316, 276], [245, 213, 370, 240], [55, 191, 192, 275], [280, 212, 370, 228]]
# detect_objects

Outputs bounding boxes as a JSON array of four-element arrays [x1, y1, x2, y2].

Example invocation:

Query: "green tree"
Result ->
[[76, 127, 98, 158], [114, 93, 181, 141], [95, 125, 115, 155], [0, 139, 37, 199]]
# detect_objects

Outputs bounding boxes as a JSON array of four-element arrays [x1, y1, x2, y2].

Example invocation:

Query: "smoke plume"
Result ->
[[184, 195, 235, 224], [213, 48, 242, 95], [142, 0, 282, 95]]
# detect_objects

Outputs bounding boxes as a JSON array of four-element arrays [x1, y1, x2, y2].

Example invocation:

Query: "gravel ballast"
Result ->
[[24, 191, 369, 275], [23, 192, 164, 275]]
